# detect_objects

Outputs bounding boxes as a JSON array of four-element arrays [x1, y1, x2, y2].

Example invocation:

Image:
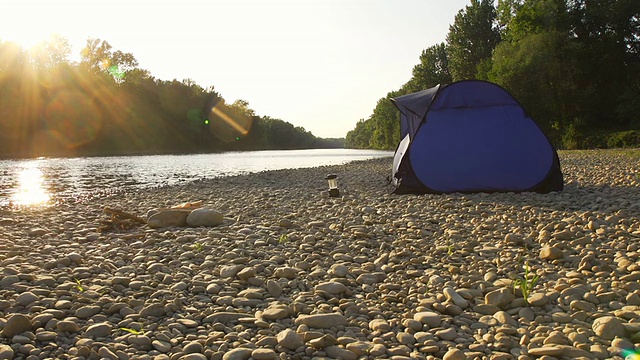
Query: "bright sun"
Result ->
[[2, 33, 54, 50], [1, 1, 64, 50]]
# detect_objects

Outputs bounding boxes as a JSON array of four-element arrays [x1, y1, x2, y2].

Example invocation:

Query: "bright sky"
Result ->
[[1, 0, 470, 138]]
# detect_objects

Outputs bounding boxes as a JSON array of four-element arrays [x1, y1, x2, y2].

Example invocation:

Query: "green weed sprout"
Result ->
[[119, 327, 144, 335], [193, 242, 204, 252], [278, 234, 289, 244], [74, 278, 84, 292], [513, 263, 540, 304]]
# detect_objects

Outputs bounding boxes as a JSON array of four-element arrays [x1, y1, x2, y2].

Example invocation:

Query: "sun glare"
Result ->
[[12, 162, 51, 206], [2, 33, 48, 51]]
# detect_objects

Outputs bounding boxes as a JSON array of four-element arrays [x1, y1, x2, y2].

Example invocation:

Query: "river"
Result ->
[[0, 149, 392, 207]]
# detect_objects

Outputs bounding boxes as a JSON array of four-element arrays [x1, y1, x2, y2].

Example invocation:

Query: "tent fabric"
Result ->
[[391, 85, 440, 139], [390, 80, 563, 194]]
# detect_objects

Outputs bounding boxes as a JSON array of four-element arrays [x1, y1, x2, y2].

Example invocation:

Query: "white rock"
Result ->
[[186, 208, 224, 227]]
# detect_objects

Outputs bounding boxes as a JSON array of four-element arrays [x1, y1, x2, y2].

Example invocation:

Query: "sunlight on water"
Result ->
[[11, 162, 51, 206], [0, 150, 392, 207]]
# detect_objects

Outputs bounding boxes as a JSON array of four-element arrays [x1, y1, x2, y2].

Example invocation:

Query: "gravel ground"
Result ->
[[0, 149, 639, 360]]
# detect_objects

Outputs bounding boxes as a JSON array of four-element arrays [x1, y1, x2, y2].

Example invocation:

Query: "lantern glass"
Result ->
[[325, 174, 340, 197], [327, 178, 338, 189]]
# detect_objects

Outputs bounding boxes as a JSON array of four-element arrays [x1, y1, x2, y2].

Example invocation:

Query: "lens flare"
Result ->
[[11, 162, 51, 206], [211, 106, 249, 135], [43, 91, 103, 148], [108, 65, 125, 80], [207, 103, 253, 143], [622, 349, 640, 359]]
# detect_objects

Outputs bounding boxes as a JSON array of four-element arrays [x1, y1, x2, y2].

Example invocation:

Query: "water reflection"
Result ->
[[11, 162, 51, 206], [0, 149, 392, 207]]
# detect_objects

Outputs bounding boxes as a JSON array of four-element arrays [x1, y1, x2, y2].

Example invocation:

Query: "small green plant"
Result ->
[[193, 242, 204, 252], [512, 263, 540, 304], [74, 278, 84, 292], [446, 244, 454, 256], [278, 234, 289, 244], [435, 244, 454, 256], [119, 327, 144, 335]]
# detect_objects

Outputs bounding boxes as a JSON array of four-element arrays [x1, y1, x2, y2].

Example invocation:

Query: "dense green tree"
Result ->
[[489, 31, 582, 142], [405, 43, 452, 92], [346, 0, 640, 150], [345, 119, 375, 149], [567, 0, 640, 129], [446, 0, 501, 80], [497, 0, 569, 41], [0, 36, 330, 158], [370, 92, 403, 149]]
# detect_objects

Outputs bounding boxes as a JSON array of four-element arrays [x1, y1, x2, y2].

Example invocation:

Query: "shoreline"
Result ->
[[0, 150, 639, 359], [0, 149, 393, 208]]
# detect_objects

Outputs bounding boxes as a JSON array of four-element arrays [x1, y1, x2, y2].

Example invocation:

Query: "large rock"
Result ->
[[186, 208, 224, 227], [16, 291, 39, 307], [0, 345, 14, 359], [147, 209, 190, 228], [414, 311, 441, 328], [223, 348, 253, 360], [56, 320, 80, 333], [266, 280, 283, 297], [485, 288, 514, 307], [315, 281, 348, 295], [274, 267, 297, 279], [540, 246, 564, 260], [277, 329, 304, 350], [84, 323, 112, 338], [443, 287, 469, 309], [140, 303, 166, 317], [325, 346, 358, 360], [592, 316, 626, 340], [443, 348, 467, 360], [203, 312, 247, 323], [369, 319, 391, 332], [294, 313, 347, 328], [76, 305, 101, 319], [251, 349, 276, 360], [1, 314, 32, 337], [262, 304, 292, 320]]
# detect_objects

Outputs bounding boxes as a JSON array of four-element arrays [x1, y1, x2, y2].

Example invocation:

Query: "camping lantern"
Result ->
[[325, 174, 340, 197]]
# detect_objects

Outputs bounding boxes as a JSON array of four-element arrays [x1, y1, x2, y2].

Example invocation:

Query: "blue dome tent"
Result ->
[[390, 80, 563, 194]]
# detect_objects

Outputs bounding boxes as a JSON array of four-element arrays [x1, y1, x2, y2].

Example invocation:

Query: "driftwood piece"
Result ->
[[170, 200, 204, 210], [104, 207, 147, 224]]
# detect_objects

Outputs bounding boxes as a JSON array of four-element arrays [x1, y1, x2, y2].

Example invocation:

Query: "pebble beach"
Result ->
[[1, 149, 640, 360]]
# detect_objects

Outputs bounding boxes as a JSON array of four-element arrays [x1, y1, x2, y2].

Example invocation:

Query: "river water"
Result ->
[[0, 149, 392, 207]]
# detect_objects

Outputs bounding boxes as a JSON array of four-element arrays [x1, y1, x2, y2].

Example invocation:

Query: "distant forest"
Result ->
[[0, 37, 343, 159], [346, 0, 640, 150]]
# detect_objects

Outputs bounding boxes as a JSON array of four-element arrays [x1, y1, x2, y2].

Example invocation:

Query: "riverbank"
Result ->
[[0, 150, 639, 360]]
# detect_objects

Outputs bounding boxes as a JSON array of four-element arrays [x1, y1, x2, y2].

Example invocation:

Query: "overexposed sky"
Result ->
[[1, 0, 469, 138]]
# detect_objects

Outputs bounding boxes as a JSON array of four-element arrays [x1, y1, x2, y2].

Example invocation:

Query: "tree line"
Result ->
[[0, 36, 343, 159], [346, 0, 640, 150]]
